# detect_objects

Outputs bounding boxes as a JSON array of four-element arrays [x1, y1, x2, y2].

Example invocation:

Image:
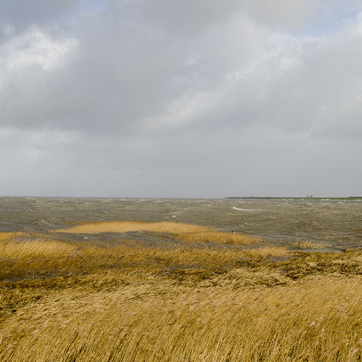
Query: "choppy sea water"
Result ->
[[0, 197, 361, 251]]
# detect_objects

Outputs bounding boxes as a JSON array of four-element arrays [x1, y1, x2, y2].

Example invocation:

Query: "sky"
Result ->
[[0, 0, 362, 198]]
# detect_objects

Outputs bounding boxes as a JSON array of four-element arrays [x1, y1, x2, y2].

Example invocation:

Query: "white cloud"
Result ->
[[0, 28, 77, 72], [0, 28, 77, 129]]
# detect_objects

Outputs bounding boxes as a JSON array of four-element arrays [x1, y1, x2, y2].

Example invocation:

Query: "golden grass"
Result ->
[[0, 232, 25, 242], [1, 272, 361, 361], [0, 222, 361, 361], [0, 239, 76, 259], [54, 221, 260, 245], [55, 221, 209, 234], [243, 246, 289, 258], [178, 230, 259, 245], [290, 241, 326, 250]]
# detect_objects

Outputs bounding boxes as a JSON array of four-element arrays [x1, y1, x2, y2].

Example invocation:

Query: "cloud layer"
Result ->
[[1, 0, 361, 197]]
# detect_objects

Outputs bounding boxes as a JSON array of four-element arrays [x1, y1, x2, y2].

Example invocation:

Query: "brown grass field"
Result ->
[[0, 221, 361, 361]]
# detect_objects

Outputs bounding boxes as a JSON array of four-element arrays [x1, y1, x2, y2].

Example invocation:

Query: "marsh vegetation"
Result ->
[[0, 219, 361, 361]]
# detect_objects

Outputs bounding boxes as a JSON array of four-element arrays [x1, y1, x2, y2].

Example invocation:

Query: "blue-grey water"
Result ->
[[0, 197, 361, 251]]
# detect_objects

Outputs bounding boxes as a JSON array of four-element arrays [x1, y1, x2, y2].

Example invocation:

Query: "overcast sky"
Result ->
[[0, 0, 361, 198]]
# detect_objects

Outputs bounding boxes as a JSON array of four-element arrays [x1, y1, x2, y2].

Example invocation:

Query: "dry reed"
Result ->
[[0, 222, 361, 361]]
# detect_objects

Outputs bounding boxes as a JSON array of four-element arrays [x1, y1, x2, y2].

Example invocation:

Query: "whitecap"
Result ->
[[232, 207, 264, 212]]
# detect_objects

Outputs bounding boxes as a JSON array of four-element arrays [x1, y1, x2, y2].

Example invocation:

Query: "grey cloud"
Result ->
[[0, 5, 257, 134], [182, 21, 362, 139], [1, 1, 362, 141], [1, 1, 362, 197], [244, 0, 316, 31], [142, 0, 244, 36], [140, 0, 317, 35], [0, 0, 79, 36]]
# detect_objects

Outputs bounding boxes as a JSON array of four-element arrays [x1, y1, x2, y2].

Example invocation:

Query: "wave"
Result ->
[[232, 207, 264, 212]]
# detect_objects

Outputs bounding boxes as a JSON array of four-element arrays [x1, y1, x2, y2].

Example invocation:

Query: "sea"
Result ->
[[0, 197, 361, 251]]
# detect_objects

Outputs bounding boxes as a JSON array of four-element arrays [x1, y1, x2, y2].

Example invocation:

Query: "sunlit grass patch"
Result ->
[[54, 221, 260, 245], [54, 221, 208, 234], [0, 238, 76, 259], [0, 232, 25, 242]]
